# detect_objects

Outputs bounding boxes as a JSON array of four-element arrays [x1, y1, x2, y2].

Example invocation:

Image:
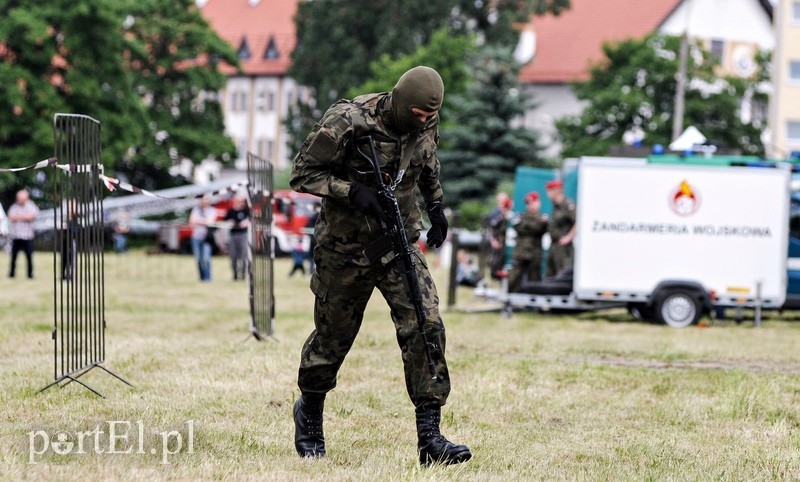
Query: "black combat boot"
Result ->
[[415, 403, 472, 466], [294, 393, 326, 458]]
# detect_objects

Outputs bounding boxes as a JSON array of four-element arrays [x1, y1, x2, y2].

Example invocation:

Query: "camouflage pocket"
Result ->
[[309, 271, 328, 302], [306, 129, 338, 162]]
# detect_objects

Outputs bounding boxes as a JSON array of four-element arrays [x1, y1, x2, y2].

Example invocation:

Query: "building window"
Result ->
[[237, 37, 251, 60], [793, 1, 800, 22], [710, 39, 724, 62], [256, 138, 274, 159], [230, 91, 239, 112], [230, 90, 248, 112], [789, 121, 800, 141], [264, 36, 280, 60], [256, 90, 276, 112], [257, 90, 267, 112], [790, 60, 800, 82], [236, 139, 247, 160]]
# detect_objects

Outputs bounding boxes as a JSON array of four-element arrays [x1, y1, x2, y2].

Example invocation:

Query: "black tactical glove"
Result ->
[[349, 182, 388, 224], [425, 198, 448, 249]]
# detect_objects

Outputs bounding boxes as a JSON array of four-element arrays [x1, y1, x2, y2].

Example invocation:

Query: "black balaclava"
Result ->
[[390, 66, 444, 134]]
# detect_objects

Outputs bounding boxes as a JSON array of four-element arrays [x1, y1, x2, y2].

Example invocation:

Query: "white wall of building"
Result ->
[[660, 0, 774, 49], [525, 0, 774, 161], [769, 0, 800, 157], [522, 84, 588, 160], [222, 75, 305, 170]]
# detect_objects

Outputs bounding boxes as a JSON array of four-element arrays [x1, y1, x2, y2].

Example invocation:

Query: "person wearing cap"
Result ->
[[508, 191, 548, 292], [289, 66, 470, 465], [544, 180, 576, 276], [486, 192, 512, 279]]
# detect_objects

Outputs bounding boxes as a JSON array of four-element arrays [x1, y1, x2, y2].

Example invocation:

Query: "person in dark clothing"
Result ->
[[224, 194, 251, 280], [288, 236, 306, 277]]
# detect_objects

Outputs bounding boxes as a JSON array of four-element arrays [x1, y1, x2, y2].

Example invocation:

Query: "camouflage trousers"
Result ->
[[298, 244, 451, 406], [546, 241, 573, 277], [508, 254, 542, 292]]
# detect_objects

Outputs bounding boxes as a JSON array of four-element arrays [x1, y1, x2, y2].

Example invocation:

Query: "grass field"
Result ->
[[1, 249, 800, 481]]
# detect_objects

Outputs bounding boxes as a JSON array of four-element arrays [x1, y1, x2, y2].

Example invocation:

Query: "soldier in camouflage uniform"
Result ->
[[545, 180, 576, 277], [289, 66, 471, 466], [508, 191, 548, 292], [486, 192, 512, 279]]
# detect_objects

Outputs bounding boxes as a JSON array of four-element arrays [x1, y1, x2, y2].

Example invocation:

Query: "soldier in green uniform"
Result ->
[[508, 191, 548, 292], [486, 192, 512, 279], [289, 66, 471, 466], [545, 180, 576, 277]]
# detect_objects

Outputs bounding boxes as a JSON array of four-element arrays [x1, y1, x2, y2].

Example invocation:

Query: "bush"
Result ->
[[456, 199, 491, 231]]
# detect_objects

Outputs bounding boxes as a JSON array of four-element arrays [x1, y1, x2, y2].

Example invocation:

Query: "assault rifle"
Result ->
[[355, 136, 438, 380]]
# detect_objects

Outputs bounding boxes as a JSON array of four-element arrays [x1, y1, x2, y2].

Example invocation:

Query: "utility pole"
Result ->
[[672, 0, 693, 142], [672, 33, 689, 142]]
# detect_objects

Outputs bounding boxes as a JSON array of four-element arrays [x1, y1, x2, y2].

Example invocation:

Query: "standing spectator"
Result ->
[[508, 191, 548, 292], [545, 180, 576, 277], [486, 192, 512, 279], [224, 194, 250, 281], [288, 236, 307, 277], [112, 210, 130, 254], [61, 199, 80, 281], [8, 189, 38, 279], [189, 196, 217, 281]]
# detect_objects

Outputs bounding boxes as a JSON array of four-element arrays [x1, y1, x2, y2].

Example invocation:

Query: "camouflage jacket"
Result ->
[[511, 211, 548, 260], [548, 198, 576, 242], [290, 93, 443, 254]]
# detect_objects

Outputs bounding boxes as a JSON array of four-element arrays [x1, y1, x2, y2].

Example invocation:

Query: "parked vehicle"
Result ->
[[480, 156, 795, 327], [271, 190, 318, 255], [157, 190, 319, 256]]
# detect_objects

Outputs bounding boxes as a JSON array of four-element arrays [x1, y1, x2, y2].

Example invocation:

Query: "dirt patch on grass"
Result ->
[[561, 356, 800, 376]]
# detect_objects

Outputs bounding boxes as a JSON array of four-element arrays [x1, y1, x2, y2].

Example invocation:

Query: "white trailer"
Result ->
[[482, 157, 792, 327]]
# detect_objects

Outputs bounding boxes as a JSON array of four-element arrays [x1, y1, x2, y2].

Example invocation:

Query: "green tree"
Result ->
[[118, 0, 239, 189], [287, 0, 570, 153], [556, 34, 766, 158], [0, 0, 237, 200], [347, 28, 475, 137], [438, 46, 544, 203], [0, 0, 148, 200]]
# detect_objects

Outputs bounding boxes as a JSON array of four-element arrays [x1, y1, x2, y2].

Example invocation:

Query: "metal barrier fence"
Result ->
[[246, 152, 275, 340], [40, 114, 131, 397]]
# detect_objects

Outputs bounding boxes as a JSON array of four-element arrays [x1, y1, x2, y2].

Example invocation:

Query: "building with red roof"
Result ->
[[198, 0, 307, 169], [199, 0, 774, 165], [518, 0, 773, 158]]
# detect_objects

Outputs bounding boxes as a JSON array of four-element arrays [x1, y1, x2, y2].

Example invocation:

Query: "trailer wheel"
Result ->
[[656, 291, 701, 328]]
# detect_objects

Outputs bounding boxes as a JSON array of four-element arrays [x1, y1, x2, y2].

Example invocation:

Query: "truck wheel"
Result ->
[[656, 291, 701, 328]]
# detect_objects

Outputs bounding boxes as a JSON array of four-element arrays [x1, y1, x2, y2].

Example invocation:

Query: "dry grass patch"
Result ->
[[1, 250, 799, 481]]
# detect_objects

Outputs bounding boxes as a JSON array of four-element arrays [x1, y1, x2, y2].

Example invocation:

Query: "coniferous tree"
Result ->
[[438, 46, 545, 202], [287, 0, 570, 154]]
